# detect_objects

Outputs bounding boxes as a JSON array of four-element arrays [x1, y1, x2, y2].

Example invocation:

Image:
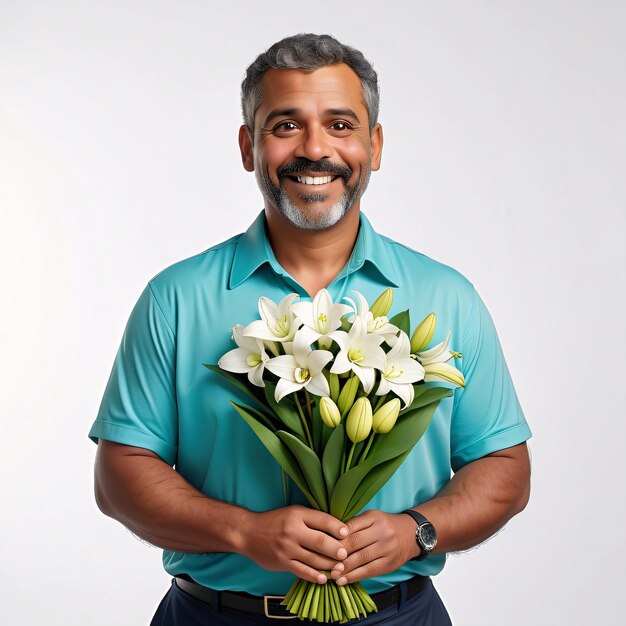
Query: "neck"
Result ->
[[264, 205, 361, 297]]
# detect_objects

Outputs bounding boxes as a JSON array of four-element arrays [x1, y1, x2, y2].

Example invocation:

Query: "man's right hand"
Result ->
[[241, 505, 348, 584]]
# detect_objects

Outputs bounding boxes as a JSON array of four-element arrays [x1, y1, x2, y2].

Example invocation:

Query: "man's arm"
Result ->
[[94, 439, 349, 584], [331, 442, 531, 584]]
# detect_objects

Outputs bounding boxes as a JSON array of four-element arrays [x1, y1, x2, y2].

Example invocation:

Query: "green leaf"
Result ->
[[230, 401, 319, 509], [343, 451, 410, 520], [311, 401, 324, 457], [330, 401, 440, 520], [403, 385, 453, 413], [388, 310, 410, 335], [322, 423, 346, 498], [276, 431, 328, 511], [223, 395, 275, 431], [263, 382, 307, 442]]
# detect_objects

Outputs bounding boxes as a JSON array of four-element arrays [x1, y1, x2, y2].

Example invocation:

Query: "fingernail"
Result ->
[[339, 527, 348, 537], [333, 562, 344, 571], [337, 548, 347, 560], [337, 576, 347, 586], [317, 573, 327, 584]]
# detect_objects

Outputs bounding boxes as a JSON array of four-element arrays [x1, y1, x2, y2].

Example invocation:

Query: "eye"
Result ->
[[329, 121, 352, 133], [273, 121, 299, 134]]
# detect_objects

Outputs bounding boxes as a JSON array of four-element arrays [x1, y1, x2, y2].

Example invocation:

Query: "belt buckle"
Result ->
[[263, 595, 296, 619]]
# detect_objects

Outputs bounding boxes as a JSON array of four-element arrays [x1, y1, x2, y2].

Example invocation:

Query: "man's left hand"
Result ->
[[330, 510, 418, 585]]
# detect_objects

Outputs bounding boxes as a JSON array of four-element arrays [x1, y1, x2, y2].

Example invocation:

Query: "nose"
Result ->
[[294, 124, 333, 161]]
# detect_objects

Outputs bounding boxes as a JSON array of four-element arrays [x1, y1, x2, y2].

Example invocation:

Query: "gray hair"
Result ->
[[241, 33, 379, 134]]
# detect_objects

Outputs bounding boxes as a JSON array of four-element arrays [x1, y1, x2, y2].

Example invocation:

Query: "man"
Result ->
[[91, 33, 531, 625]]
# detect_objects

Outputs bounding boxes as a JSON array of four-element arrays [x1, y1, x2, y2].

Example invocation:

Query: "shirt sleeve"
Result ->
[[88, 283, 178, 465], [449, 287, 531, 472]]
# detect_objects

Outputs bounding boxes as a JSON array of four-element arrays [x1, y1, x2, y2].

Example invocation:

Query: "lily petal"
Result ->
[[244, 319, 282, 342], [418, 330, 452, 364], [265, 355, 298, 381], [352, 363, 376, 394], [218, 347, 253, 374], [330, 350, 351, 374], [306, 349, 334, 376], [305, 373, 330, 398], [388, 380, 415, 407], [275, 377, 304, 402], [248, 364, 266, 387]]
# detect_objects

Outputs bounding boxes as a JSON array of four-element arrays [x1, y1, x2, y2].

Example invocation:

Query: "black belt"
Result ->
[[175, 574, 429, 620]]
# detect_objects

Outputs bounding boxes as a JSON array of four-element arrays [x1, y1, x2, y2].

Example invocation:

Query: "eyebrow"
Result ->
[[262, 107, 361, 125]]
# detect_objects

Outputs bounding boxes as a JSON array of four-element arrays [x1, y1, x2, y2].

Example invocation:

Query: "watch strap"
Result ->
[[402, 509, 435, 561]]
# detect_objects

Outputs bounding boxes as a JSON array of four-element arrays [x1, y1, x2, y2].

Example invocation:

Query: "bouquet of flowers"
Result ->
[[204, 288, 464, 623]]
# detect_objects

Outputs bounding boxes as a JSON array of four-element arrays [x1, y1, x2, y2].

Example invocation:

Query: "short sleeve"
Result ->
[[450, 287, 531, 471], [88, 283, 178, 465]]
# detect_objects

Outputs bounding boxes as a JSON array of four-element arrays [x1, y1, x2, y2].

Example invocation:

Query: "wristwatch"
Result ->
[[402, 510, 437, 561]]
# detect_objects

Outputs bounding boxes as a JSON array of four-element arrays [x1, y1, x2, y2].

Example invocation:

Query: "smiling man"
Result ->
[[91, 34, 531, 625]]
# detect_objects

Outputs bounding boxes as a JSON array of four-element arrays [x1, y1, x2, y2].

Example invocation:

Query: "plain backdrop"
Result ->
[[1, 1, 625, 624]]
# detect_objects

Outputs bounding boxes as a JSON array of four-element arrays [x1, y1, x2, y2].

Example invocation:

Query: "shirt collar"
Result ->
[[228, 210, 399, 289]]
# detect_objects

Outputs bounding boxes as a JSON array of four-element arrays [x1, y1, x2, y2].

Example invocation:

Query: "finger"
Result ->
[[289, 560, 328, 585], [295, 547, 345, 573], [335, 557, 389, 585], [345, 511, 375, 534], [333, 532, 380, 578], [343, 525, 379, 556], [300, 527, 348, 561], [302, 508, 349, 540]]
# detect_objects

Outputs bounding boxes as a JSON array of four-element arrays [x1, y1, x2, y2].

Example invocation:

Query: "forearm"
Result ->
[[415, 442, 531, 555], [94, 440, 250, 554]]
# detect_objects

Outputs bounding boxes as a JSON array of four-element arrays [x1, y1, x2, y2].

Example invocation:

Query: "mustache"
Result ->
[[277, 159, 352, 180]]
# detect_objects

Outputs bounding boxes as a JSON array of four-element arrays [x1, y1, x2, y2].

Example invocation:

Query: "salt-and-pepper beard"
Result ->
[[257, 158, 372, 230]]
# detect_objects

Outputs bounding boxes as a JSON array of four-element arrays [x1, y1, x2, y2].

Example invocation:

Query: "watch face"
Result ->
[[418, 523, 437, 550]]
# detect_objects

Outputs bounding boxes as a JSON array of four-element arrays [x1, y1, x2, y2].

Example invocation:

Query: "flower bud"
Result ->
[[346, 397, 373, 443], [411, 313, 436, 353], [337, 375, 360, 417], [424, 362, 465, 388], [369, 288, 394, 319], [329, 373, 340, 404], [372, 398, 401, 434], [319, 396, 342, 428]]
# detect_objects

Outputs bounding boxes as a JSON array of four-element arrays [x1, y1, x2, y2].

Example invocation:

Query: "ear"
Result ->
[[370, 123, 383, 171], [238, 125, 255, 172]]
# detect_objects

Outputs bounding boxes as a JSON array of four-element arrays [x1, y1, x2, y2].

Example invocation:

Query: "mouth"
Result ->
[[285, 174, 340, 186]]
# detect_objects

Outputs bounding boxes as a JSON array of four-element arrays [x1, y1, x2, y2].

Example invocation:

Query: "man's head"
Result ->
[[238, 34, 383, 231], [241, 33, 380, 136]]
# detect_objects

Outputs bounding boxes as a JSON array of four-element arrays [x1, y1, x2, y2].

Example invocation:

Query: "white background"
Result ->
[[1, 1, 625, 624]]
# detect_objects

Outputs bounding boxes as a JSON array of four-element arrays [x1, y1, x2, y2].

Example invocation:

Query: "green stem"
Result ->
[[359, 432, 376, 464], [373, 394, 387, 412], [281, 469, 289, 505], [345, 442, 357, 472], [304, 388, 313, 420], [294, 392, 314, 448]]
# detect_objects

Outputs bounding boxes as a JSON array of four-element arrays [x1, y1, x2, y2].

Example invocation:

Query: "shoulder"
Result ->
[[140, 233, 242, 325], [148, 233, 241, 291], [379, 231, 475, 301]]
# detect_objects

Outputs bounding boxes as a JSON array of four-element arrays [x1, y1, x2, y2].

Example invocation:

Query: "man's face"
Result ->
[[239, 63, 383, 230]]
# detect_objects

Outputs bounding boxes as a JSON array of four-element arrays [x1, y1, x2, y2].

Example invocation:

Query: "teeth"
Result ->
[[296, 175, 334, 185]]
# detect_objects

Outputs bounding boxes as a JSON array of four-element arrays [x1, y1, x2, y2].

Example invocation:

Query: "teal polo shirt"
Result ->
[[89, 210, 531, 595]]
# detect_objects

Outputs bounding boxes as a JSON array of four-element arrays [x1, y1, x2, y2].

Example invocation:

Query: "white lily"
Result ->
[[415, 329, 465, 387], [218, 324, 269, 387], [290, 288, 352, 349], [376, 331, 425, 406], [416, 329, 457, 365], [264, 328, 333, 402], [244, 293, 300, 343], [330, 316, 386, 394], [345, 291, 399, 345]]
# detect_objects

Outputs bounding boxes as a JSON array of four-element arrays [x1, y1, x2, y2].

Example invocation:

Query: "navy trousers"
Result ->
[[151, 578, 453, 625]]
